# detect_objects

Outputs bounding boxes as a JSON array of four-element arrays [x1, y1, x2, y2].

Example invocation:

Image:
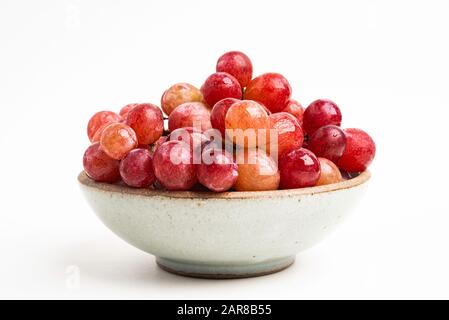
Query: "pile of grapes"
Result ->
[[83, 51, 376, 192]]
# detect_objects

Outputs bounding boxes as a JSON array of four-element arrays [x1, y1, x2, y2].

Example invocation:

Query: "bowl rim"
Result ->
[[78, 170, 371, 200]]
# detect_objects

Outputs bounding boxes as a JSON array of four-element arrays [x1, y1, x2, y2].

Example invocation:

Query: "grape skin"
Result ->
[[83, 142, 121, 183]]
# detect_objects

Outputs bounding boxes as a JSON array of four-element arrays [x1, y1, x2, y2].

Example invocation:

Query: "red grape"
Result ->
[[119, 148, 156, 188], [168, 102, 212, 132], [83, 142, 120, 183], [161, 83, 204, 116], [216, 51, 253, 87], [224, 100, 270, 148], [119, 103, 139, 119], [307, 125, 346, 163], [269, 112, 304, 157], [198, 149, 238, 192], [244, 73, 292, 113], [210, 98, 240, 137], [234, 149, 280, 191], [303, 99, 342, 135], [100, 123, 138, 160], [87, 111, 121, 142], [279, 148, 321, 189], [201, 72, 242, 107], [337, 128, 376, 172], [125, 103, 164, 145], [317, 157, 342, 186], [153, 140, 197, 190], [282, 99, 304, 126]]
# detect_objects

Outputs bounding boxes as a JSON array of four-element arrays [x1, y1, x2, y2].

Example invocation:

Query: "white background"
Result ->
[[1, 0, 448, 299]]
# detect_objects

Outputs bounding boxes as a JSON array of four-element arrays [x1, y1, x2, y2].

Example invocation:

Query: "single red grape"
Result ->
[[83, 142, 120, 183], [125, 103, 164, 145], [244, 73, 292, 113], [210, 98, 240, 137], [153, 140, 197, 190], [168, 102, 212, 132], [282, 99, 304, 126], [337, 128, 376, 172], [303, 99, 342, 135], [201, 72, 242, 107], [198, 149, 238, 192], [216, 51, 253, 87], [234, 149, 280, 191], [224, 100, 270, 148], [119, 148, 156, 188], [87, 111, 121, 142], [279, 148, 321, 189], [307, 125, 346, 163], [269, 112, 304, 157], [100, 123, 138, 160], [161, 83, 204, 116], [317, 157, 342, 186]]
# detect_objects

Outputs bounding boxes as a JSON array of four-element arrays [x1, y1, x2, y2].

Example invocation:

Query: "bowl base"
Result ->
[[156, 256, 295, 279]]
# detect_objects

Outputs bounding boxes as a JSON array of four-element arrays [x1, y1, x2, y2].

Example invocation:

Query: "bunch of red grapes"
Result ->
[[83, 51, 376, 192]]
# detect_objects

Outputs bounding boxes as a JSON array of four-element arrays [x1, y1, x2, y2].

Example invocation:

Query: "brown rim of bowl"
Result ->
[[78, 170, 371, 200]]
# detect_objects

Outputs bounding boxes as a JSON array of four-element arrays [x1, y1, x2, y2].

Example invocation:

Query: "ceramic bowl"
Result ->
[[78, 170, 370, 279]]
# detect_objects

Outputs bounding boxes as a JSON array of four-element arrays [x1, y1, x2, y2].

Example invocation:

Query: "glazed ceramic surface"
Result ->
[[78, 171, 370, 278]]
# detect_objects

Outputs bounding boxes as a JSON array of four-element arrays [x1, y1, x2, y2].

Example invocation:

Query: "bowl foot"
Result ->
[[156, 256, 295, 279]]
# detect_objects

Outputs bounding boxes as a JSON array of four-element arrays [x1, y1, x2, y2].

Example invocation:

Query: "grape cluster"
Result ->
[[83, 51, 376, 192]]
